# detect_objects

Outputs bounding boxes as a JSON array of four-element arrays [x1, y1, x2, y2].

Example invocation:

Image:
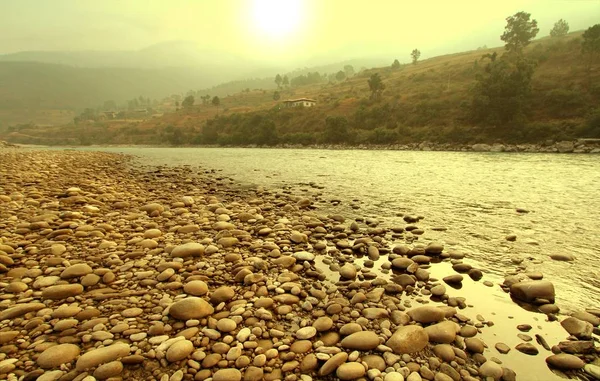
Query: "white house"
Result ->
[[282, 98, 317, 108]]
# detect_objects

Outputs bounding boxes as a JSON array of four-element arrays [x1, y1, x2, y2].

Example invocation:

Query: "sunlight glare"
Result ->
[[252, 0, 303, 40]]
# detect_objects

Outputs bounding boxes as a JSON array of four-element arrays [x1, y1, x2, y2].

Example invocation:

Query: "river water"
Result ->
[[76, 147, 600, 313], [64, 147, 600, 380]]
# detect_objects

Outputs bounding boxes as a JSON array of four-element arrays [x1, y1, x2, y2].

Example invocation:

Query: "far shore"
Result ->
[[4, 138, 600, 154]]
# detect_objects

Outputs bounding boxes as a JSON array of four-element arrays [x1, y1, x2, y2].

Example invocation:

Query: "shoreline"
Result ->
[[0, 148, 598, 381], [4, 138, 600, 153]]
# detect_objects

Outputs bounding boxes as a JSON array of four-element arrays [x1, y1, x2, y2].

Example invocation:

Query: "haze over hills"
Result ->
[[0, 40, 396, 126]]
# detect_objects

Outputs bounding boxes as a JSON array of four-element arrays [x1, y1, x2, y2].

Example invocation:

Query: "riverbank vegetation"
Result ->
[[2, 16, 599, 147]]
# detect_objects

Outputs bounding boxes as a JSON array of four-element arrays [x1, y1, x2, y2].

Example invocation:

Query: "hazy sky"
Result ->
[[1, 0, 599, 64]]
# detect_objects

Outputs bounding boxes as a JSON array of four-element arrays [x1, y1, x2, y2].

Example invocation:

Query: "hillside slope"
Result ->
[[3, 32, 599, 146]]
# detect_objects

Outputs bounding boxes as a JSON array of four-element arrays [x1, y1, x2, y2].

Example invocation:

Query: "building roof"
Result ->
[[282, 98, 317, 103]]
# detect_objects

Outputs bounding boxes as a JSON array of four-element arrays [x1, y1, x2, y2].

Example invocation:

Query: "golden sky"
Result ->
[[1, 0, 598, 64]]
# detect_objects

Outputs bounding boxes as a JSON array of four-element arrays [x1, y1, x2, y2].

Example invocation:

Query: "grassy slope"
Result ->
[[4, 31, 599, 145]]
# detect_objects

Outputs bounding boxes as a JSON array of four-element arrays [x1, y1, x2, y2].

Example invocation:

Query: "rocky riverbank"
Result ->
[[263, 139, 600, 153], [0, 149, 598, 381]]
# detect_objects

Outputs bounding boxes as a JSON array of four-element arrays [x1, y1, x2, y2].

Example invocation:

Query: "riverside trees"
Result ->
[[471, 11, 539, 128]]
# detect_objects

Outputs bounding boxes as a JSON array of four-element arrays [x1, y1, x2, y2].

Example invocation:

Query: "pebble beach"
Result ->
[[0, 147, 599, 381]]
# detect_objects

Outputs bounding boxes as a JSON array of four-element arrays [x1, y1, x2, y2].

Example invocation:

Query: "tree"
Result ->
[[582, 24, 600, 58], [175, 100, 179, 109], [275, 74, 282, 88], [282, 75, 289, 87], [391, 59, 401, 69], [411, 49, 421, 64], [182, 95, 195, 109], [501, 12, 539, 54], [550, 19, 569, 38], [323, 116, 349, 144], [470, 54, 536, 128], [344, 65, 355, 77], [368, 73, 385, 100], [212, 96, 220, 107], [335, 70, 346, 81], [273, 91, 281, 101]]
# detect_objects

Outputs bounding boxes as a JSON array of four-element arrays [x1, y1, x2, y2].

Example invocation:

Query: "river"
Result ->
[[72, 147, 600, 314]]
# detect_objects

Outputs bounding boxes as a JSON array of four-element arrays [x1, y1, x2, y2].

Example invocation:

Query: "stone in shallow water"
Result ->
[[515, 343, 538, 355], [545, 354, 585, 370], [510, 280, 555, 303]]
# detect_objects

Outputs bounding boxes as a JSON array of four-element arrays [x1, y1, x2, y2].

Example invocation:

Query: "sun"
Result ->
[[251, 0, 303, 39]]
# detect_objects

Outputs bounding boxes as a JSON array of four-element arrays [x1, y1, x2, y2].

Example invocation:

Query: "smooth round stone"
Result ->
[[121, 308, 143, 318], [465, 338, 485, 353], [171, 242, 204, 258], [443, 275, 463, 284], [339, 263, 357, 280], [424, 321, 458, 344], [363, 355, 386, 371], [480, 360, 503, 380], [319, 352, 349, 376], [296, 327, 317, 340], [495, 342, 511, 354], [169, 297, 214, 320], [42, 284, 84, 300], [387, 326, 428, 354], [384, 373, 406, 381], [81, 273, 101, 286], [290, 340, 312, 353], [213, 368, 242, 381], [430, 285, 446, 296], [546, 354, 585, 370], [184, 280, 209, 296], [60, 263, 93, 279], [340, 331, 380, 350], [433, 344, 455, 362], [510, 280, 555, 303], [407, 306, 445, 323], [337, 362, 366, 380], [37, 344, 81, 368], [293, 251, 315, 261], [166, 340, 194, 362], [93, 360, 123, 379], [76, 343, 130, 371], [584, 364, 600, 379], [210, 286, 235, 304], [217, 318, 237, 332], [313, 316, 334, 332], [6, 281, 28, 293]]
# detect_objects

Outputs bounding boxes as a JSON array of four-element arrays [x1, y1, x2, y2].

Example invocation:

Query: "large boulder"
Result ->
[[509, 280, 555, 303], [386, 325, 429, 354]]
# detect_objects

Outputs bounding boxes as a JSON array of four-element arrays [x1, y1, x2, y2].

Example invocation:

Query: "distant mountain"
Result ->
[[0, 41, 396, 126], [0, 61, 217, 111]]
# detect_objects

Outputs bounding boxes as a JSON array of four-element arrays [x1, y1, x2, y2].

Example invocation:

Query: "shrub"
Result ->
[[544, 89, 587, 118]]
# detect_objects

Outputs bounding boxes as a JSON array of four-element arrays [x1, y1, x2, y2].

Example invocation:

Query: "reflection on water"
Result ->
[[73, 147, 600, 313]]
